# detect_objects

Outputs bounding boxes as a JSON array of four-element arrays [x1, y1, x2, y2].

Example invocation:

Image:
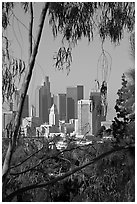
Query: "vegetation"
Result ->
[[2, 2, 135, 201]]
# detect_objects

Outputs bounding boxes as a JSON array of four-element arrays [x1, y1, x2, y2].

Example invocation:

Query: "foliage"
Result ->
[[49, 2, 135, 43], [112, 72, 135, 143], [2, 2, 26, 102], [49, 2, 135, 69], [2, 135, 135, 202], [2, 55, 26, 103]]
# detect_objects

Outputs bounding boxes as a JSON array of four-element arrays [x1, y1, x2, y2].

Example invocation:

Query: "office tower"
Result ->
[[39, 76, 51, 123], [90, 91, 106, 135], [51, 96, 53, 106], [57, 94, 66, 121], [53, 94, 58, 107], [76, 85, 84, 117], [49, 104, 59, 126], [66, 85, 84, 121], [35, 86, 41, 117], [66, 87, 75, 121], [78, 100, 92, 135]]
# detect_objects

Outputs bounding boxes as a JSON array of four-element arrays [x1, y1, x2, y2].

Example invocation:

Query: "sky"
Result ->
[[4, 3, 134, 121]]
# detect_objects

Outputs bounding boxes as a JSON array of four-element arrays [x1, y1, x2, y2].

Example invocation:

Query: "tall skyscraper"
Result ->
[[90, 91, 106, 135], [49, 104, 59, 126], [35, 86, 41, 117], [66, 87, 76, 121], [66, 85, 84, 121], [39, 76, 51, 123], [57, 94, 66, 121], [76, 85, 84, 117], [78, 100, 92, 135], [53, 94, 58, 107]]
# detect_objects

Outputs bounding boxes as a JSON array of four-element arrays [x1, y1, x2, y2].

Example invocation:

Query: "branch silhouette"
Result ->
[[4, 144, 134, 201]]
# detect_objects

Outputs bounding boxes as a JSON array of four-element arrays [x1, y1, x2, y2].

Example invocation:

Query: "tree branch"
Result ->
[[28, 2, 33, 59], [10, 142, 95, 176], [2, 2, 50, 190], [4, 144, 134, 201], [10, 146, 44, 169]]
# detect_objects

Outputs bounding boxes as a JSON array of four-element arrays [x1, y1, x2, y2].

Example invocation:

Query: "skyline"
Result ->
[[4, 3, 134, 121]]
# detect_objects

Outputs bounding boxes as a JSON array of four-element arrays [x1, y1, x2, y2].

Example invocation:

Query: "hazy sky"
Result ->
[[6, 3, 133, 120]]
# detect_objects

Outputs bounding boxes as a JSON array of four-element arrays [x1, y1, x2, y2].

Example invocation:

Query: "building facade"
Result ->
[[90, 91, 106, 135], [39, 76, 51, 123], [57, 93, 66, 121], [49, 104, 59, 126], [78, 100, 92, 135], [66, 85, 83, 121], [35, 86, 41, 117]]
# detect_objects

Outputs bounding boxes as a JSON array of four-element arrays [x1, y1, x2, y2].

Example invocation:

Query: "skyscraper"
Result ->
[[35, 86, 41, 117], [49, 104, 59, 126], [39, 76, 51, 123], [78, 100, 92, 135], [76, 85, 84, 117], [57, 94, 66, 121], [90, 91, 106, 135], [66, 85, 83, 121], [66, 87, 76, 121], [52, 94, 58, 107]]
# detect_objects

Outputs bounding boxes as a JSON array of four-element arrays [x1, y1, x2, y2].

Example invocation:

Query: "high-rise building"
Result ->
[[57, 94, 66, 121], [66, 85, 83, 121], [35, 86, 41, 117], [78, 100, 92, 135], [53, 94, 58, 107], [39, 76, 51, 123], [90, 91, 106, 135], [76, 85, 84, 117], [49, 104, 59, 126]]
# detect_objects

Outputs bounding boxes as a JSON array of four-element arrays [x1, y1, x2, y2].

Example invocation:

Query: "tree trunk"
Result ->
[[2, 2, 49, 199]]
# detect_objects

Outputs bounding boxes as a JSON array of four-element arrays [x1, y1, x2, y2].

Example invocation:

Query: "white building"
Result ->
[[78, 100, 92, 135], [49, 104, 59, 126]]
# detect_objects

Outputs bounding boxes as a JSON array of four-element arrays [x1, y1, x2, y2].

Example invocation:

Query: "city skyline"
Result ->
[[3, 3, 133, 122]]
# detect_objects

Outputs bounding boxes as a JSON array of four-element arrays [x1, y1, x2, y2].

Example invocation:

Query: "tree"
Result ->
[[112, 71, 135, 144], [2, 2, 135, 201], [3, 135, 134, 201]]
